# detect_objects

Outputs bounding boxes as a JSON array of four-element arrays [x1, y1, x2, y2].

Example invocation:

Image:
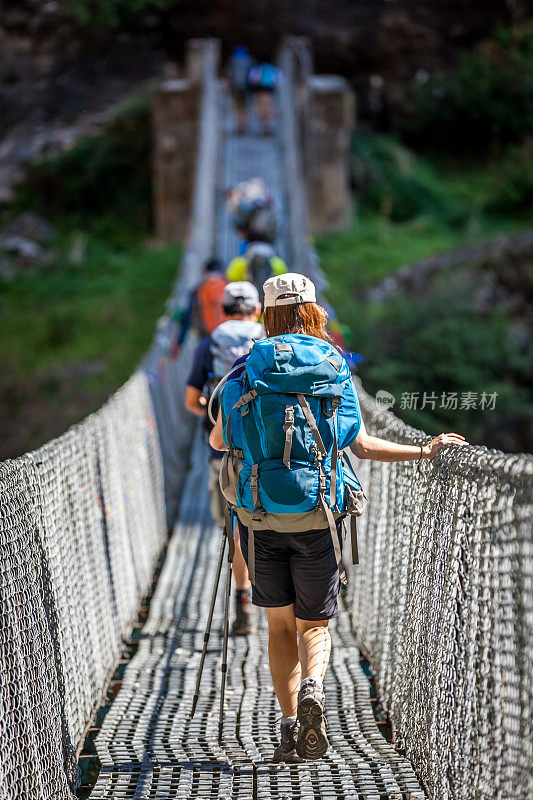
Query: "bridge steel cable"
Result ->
[[0, 37, 531, 800]]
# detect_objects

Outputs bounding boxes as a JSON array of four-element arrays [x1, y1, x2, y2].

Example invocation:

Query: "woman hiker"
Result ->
[[209, 273, 467, 762]]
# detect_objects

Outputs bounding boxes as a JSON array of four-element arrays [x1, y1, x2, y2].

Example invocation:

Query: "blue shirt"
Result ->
[[187, 336, 213, 392]]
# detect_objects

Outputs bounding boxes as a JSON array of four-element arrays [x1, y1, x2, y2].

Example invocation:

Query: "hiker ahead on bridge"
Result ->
[[169, 257, 228, 356], [186, 281, 263, 636], [225, 178, 287, 299], [210, 272, 468, 762]]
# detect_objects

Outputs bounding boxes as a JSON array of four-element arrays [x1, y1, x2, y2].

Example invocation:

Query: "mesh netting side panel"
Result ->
[[0, 372, 166, 800], [350, 381, 533, 800], [0, 459, 75, 800]]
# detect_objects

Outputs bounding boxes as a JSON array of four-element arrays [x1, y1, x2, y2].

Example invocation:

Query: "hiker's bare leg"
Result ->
[[255, 91, 273, 130], [266, 605, 301, 716], [232, 531, 250, 591], [234, 106, 247, 133], [296, 619, 331, 682]]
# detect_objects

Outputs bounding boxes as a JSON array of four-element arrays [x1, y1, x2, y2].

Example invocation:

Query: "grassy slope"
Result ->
[[0, 231, 180, 458], [318, 212, 529, 328], [316, 152, 533, 451]]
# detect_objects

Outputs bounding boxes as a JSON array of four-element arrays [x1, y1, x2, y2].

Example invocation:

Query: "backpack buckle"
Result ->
[[283, 406, 294, 428], [321, 397, 341, 417], [310, 442, 322, 464]]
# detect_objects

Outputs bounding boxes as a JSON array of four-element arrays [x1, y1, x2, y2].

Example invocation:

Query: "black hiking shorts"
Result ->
[[237, 519, 344, 620]]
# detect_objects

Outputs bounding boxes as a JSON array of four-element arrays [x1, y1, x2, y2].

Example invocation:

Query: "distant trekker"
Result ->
[[227, 45, 252, 134], [170, 258, 227, 356], [225, 177, 277, 245], [247, 61, 279, 135], [226, 242, 287, 300]]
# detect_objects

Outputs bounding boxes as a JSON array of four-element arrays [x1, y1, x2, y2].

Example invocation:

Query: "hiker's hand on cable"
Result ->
[[423, 433, 468, 459]]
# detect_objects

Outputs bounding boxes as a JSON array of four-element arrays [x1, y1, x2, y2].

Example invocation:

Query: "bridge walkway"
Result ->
[[88, 84, 426, 800]]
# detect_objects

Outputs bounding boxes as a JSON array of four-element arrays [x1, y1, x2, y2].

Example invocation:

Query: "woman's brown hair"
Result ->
[[263, 301, 332, 342]]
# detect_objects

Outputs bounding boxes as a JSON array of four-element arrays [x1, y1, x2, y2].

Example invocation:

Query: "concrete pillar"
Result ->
[[306, 75, 355, 233], [186, 38, 205, 85], [152, 79, 199, 242]]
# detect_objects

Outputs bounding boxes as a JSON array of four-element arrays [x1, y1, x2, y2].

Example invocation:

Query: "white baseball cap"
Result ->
[[222, 281, 259, 307], [263, 273, 317, 309]]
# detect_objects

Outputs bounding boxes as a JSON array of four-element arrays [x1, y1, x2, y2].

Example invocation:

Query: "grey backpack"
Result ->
[[210, 320, 264, 381], [205, 320, 264, 432]]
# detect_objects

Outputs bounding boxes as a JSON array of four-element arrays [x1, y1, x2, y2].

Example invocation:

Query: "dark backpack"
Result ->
[[246, 206, 277, 244], [245, 242, 276, 298]]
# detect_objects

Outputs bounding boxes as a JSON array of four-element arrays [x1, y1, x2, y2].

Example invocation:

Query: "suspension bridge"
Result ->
[[0, 39, 531, 800]]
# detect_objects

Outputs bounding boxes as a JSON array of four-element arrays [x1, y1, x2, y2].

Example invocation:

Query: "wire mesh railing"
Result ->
[[0, 373, 165, 799], [350, 381, 533, 800], [145, 38, 220, 528]]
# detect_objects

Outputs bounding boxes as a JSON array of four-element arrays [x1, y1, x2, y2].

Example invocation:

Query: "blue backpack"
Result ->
[[248, 63, 277, 90], [219, 334, 365, 583]]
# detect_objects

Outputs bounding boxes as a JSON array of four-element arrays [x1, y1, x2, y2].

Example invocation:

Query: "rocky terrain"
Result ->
[[0, 0, 165, 201], [0, 0, 517, 200]]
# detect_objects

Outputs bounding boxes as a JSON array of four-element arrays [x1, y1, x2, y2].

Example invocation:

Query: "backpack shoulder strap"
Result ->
[[224, 389, 258, 456], [297, 394, 327, 457], [297, 393, 345, 583]]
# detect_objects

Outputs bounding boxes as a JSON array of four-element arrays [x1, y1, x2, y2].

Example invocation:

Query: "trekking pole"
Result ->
[[190, 527, 227, 719], [218, 510, 236, 744]]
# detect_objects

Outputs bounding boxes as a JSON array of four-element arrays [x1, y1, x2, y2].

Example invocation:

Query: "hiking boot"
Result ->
[[231, 590, 256, 636], [273, 720, 303, 763], [295, 680, 329, 760]]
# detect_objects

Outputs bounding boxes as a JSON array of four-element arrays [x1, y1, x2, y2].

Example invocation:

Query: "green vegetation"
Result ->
[[404, 23, 533, 153], [11, 91, 153, 237], [61, 0, 174, 29], [0, 230, 180, 456], [322, 133, 532, 292], [1, 232, 180, 391], [0, 90, 180, 458], [317, 134, 533, 450]]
